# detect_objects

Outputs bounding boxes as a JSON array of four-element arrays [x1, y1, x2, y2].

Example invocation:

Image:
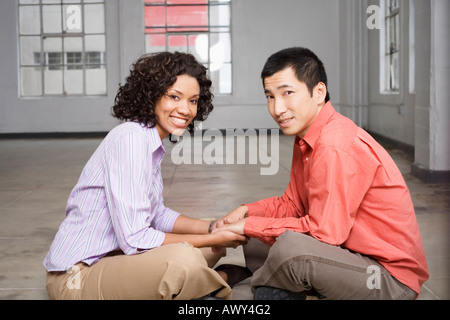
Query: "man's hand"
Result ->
[[213, 205, 248, 231], [213, 218, 247, 236]]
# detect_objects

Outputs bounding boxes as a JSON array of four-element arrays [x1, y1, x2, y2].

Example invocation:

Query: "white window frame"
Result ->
[[144, 0, 232, 95], [18, 0, 107, 97], [380, 0, 400, 93]]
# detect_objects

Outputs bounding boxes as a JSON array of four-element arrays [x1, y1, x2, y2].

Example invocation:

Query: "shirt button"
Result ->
[[305, 157, 309, 161]]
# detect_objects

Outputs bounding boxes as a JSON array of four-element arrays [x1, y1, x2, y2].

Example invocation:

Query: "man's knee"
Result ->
[[250, 231, 315, 292]]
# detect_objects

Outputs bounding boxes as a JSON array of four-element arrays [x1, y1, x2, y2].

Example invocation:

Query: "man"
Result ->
[[214, 47, 429, 300]]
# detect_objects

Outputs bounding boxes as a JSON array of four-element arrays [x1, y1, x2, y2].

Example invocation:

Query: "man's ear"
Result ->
[[314, 82, 327, 105]]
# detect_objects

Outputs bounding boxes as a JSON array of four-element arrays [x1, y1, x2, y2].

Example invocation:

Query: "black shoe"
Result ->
[[214, 264, 252, 287], [254, 286, 307, 300]]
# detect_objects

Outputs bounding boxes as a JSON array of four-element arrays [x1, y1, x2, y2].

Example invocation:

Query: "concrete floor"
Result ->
[[0, 134, 448, 300]]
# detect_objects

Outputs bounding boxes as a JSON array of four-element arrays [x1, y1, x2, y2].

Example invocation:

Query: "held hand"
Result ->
[[213, 218, 246, 236], [212, 229, 248, 249], [210, 220, 248, 253], [213, 206, 248, 231]]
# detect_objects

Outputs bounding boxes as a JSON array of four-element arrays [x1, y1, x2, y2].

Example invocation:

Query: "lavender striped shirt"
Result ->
[[43, 122, 180, 271]]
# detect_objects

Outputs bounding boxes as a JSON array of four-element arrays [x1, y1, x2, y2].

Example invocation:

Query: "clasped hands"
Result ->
[[210, 205, 249, 253]]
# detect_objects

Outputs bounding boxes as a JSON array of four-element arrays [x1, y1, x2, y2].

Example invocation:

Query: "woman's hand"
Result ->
[[210, 219, 248, 253], [211, 228, 248, 248]]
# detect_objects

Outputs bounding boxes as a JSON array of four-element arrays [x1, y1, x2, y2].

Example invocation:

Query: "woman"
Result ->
[[44, 52, 247, 300]]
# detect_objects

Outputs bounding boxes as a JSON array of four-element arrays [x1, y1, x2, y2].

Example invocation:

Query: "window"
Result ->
[[144, 0, 232, 94], [380, 0, 400, 93], [18, 0, 107, 97]]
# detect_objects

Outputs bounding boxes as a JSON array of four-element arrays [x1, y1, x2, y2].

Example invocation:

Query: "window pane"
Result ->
[[168, 34, 188, 52], [19, 6, 41, 35], [64, 69, 83, 94], [43, 37, 62, 72], [85, 35, 105, 53], [64, 36, 82, 52], [210, 32, 230, 63], [63, 4, 83, 33], [86, 68, 106, 95], [389, 17, 397, 52], [20, 36, 41, 65], [86, 52, 101, 64], [145, 33, 166, 53], [42, 5, 63, 33], [145, 5, 166, 30], [167, 0, 208, 4], [84, 4, 105, 34], [48, 52, 63, 70], [167, 5, 208, 32], [189, 34, 208, 63], [44, 68, 63, 94], [20, 0, 39, 4], [210, 62, 231, 94], [210, 4, 230, 28], [66, 52, 82, 69], [21, 67, 42, 96], [43, 36, 62, 53], [390, 52, 399, 90]]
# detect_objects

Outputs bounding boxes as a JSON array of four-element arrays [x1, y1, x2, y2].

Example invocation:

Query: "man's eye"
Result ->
[[284, 91, 294, 96], [265, 95, 274, 100]]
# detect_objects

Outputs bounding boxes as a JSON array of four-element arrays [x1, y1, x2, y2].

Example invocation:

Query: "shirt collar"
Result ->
[[296, 101, 335, 149], [138, 122, 165, 155], [151, 125, 165, 154]]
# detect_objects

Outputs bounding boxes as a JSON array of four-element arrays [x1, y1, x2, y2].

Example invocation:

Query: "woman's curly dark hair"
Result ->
[[112, 52, 214, 134]]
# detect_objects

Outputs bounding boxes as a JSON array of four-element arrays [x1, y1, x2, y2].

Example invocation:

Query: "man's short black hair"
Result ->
[[261, 47, 330, 103]]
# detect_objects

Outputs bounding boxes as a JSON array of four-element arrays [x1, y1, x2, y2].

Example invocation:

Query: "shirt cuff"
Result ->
[[243, 216, 277, 246], [126, 228, 166, 255], [244, 201, 266, 217]]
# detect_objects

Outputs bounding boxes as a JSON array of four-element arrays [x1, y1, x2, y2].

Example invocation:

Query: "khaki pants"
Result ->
[[244, 230, 417, 300], [46, 243, 231, 300]]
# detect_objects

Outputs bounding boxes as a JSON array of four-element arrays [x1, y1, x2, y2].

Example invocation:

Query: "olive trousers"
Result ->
[[46, 243, 231, 300], [244, 230, 417, 300]]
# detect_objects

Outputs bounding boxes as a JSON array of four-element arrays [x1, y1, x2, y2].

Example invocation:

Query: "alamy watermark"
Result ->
[[366, 5, 381, 30], [170, 122, 280, 176], [66, 265, 81, 290], [366, 265, 381, 290]]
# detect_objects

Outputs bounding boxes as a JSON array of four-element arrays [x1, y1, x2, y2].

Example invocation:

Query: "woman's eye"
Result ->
[[190, 99, 199, 104], [170, 95, 180, 101]]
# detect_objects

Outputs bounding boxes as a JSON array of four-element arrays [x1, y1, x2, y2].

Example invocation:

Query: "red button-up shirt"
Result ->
[[244, 102, 429, 294]]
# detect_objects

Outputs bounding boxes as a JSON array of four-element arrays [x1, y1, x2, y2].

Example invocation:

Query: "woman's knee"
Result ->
[[162, 242, 207, 269]]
